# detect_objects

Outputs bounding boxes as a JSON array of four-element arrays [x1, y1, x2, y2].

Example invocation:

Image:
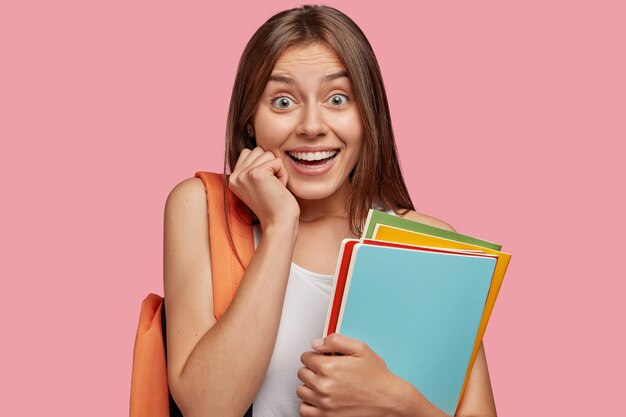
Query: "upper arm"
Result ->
[[455, 342, 497, 417], [163, 177, 216, 390]]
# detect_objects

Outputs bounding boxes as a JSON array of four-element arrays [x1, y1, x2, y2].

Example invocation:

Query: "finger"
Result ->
[[246, 157, 289, 187], [311, 333, 367, 356], [300, 351, 340, 377], [300, 351, 326, 372], [296, 383, 320, 407], [234, 147, 252, 169], [241, 150, 276, 173], [299, 401, 323, 417], [238, 146, 266, 170], [235, 146, 266, 171], [266, 156, 289, 187], [297, 365, 318, 386]]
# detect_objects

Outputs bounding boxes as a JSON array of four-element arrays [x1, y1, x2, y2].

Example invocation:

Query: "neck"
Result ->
[[295, 180, 352, 222]]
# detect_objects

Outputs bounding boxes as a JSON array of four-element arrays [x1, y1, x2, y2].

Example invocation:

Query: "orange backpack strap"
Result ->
[[194, 171, 255, 320], [130, 293, 169, 417], [130, 172, 255, 417]]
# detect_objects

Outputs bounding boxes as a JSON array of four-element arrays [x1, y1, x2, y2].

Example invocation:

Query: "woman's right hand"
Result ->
[[229, 146, 300, 230]]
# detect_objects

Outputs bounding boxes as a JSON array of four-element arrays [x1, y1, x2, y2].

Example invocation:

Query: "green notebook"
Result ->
[[363, 209, 502, 251]]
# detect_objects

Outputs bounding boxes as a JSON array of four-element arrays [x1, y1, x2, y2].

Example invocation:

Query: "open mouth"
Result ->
[[287, 150, 339, 167]]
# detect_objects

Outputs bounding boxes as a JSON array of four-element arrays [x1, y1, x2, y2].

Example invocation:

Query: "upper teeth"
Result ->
[[289, 150, 338, 161]]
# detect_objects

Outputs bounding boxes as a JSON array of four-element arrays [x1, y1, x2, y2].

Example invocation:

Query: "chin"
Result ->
[[287, 177, 345, 201]]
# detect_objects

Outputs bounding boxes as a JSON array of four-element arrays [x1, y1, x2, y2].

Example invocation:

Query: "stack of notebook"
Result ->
[[323, 209, 511, 415]]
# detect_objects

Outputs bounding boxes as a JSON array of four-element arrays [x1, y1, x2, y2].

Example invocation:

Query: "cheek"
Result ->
[[253, 108, 295, 150], [332, 111, 364, 148]]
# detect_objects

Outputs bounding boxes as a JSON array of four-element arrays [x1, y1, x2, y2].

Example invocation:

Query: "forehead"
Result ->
[[272, 42, 346, 74]]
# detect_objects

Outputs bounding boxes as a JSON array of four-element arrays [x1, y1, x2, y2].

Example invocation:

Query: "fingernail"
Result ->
[[311, 338, 324, 348]]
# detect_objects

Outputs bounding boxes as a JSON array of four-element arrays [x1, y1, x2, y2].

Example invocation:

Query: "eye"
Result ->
[[271, 96, 295, 110], [328, 94, 349, 107]]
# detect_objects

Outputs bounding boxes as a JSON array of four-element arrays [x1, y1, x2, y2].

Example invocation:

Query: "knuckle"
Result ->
[[320, 394, 335, 410], [318, 378, 334, 395], [296, 366, 306, 381], [249, 167, 264, 180], [320, 361, 335, 375], [228, 178, 239, 192], [300, 351, 309, 363]]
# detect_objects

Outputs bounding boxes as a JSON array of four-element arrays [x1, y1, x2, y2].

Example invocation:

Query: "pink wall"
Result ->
[[1, 1, 624, 415]]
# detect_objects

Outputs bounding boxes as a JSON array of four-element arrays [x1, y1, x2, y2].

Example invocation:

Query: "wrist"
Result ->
[[262, 218, 299, 243], [392, 379, 448, 417], [391, 378, 419, 417]]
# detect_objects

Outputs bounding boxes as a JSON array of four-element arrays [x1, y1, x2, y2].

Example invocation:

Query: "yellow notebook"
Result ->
[[373, 224, 511, 402]]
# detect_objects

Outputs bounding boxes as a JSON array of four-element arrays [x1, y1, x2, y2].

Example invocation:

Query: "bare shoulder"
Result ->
[[398, 209, 456, 232], [165, 177, 207, 212], [163, 176, 211, 289]]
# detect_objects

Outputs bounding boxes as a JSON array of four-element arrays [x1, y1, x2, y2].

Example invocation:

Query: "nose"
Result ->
[[295, 103, 328, 140]]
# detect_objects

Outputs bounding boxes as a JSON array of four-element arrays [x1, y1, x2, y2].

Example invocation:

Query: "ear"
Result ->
[[246, 124, 255, 137]]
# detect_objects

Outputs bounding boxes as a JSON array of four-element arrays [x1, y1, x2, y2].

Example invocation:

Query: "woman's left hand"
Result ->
[[297, 333, 419, 417]]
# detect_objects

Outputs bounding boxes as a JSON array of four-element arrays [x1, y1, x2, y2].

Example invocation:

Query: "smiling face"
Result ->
[[249, 42, 364, 205]]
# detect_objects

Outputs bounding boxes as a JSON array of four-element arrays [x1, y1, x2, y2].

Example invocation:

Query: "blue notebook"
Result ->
[[336, 243, 496, 415]]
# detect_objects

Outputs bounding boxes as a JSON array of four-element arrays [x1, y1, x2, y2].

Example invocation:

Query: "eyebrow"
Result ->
[[268, 70, 349, 85]]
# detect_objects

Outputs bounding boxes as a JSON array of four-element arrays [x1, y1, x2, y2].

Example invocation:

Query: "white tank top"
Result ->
[[251, 224, 335, 416], [250, 210, 396, 416]]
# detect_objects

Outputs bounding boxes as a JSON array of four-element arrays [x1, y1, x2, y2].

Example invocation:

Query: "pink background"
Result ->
[[1, 1, 624, 415]]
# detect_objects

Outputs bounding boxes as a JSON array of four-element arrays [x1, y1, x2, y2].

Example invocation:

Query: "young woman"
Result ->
[[163, 5, 497, 417]]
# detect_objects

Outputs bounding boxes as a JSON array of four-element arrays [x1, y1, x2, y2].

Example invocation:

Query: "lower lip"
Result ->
[[287, 153, 338, 176]]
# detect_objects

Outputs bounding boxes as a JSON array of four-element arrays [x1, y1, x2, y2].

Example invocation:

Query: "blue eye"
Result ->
[[328, 94, 349, 106], [271, 96, 294, 109]]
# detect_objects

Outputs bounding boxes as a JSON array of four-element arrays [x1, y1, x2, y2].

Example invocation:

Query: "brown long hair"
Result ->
[[224, 4, 414, 237]]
